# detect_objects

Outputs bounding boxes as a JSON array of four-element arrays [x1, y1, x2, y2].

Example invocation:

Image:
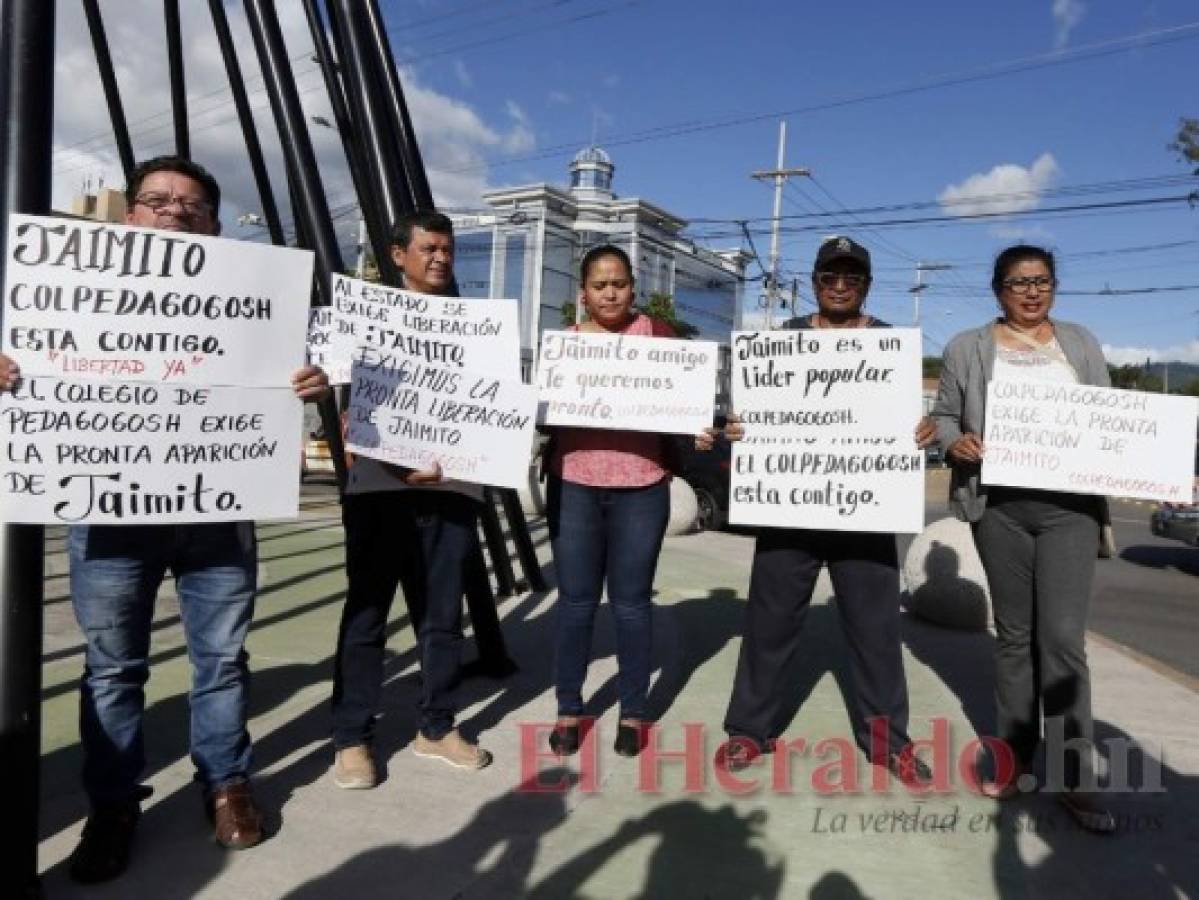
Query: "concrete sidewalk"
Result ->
[[35, 492, 1199, 898]]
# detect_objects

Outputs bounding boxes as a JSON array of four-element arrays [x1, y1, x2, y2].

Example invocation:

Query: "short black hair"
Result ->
[[991, 244, 1056, 296], [125, 155, 221, 215], [391, 209, 454, 249], [579, 244, 633, 282]]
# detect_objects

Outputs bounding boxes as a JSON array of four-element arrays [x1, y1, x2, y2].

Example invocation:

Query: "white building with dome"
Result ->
[[450, 147, 750, 349]]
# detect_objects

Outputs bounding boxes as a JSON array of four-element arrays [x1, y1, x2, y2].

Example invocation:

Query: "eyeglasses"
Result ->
[[814, 272, 868, 289], [1001, 276, 1056, 294], [134, 192, 213, 217]]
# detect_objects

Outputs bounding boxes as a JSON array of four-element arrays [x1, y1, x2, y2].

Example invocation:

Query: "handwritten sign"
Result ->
[[306, 274, 520, 384], [3, 214, 313, 385], [729, 328, 922, 436], [536, 330, 718, 434], [728, 327, 924, 532], [983, 377, 1198, 502], [344, 347, 536, 489], [0, 376, 301, 523]]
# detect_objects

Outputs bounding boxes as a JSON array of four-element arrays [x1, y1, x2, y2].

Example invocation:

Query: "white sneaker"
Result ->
[[412, 729, 493, 770], [332, 745, 378, 789]]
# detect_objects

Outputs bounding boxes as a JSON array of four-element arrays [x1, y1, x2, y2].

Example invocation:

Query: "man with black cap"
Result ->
[[718, 235, 937, 784]]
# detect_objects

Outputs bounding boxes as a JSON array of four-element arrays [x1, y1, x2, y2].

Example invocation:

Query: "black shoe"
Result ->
[[68, 801, 141, 884], [715, 737, 766, 773], [548, 722, 581, 757], [614, 722, 647, 758], [886, 749, 934, 787], [1059, 792, 1117, 834]]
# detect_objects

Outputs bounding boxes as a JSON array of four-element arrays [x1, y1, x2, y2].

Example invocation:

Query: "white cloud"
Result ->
[[938, 153, 1060, 217], [453, 59, 473, 89], [1052, 0, 1086, 49], [1102, 340, 1199, 366], [502, 100, 536, 154], [50, 1, 532, 227], [548, 90, 572, 105]]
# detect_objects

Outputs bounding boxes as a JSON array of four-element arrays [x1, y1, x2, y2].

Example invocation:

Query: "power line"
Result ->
[[428, 19, 1199, 176], [686, 193, 1193, 242]]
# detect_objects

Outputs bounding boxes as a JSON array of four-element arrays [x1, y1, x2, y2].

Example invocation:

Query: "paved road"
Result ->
[[1091, 498, 1199, 683]]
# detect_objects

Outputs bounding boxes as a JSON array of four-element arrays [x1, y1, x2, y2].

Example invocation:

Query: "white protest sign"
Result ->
[[2, 214, 313, 385], [728, 327, 924, 532], [730, 328, 922, 436], [306, 307, 345, 383], [982, 377, 1198, 502], [536, 330, 718, 434], [729, 437, 925, 533], [306, 274, 520, 384], [344, 347, 537, 489], [0, 376, 302, 524]]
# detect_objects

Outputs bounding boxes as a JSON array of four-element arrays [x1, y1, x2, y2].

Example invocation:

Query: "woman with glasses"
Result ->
[[932, 244, 1116, 833]]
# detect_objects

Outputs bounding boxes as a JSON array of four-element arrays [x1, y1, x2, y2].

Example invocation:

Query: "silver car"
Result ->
[[1150, 503, 1199, 547]]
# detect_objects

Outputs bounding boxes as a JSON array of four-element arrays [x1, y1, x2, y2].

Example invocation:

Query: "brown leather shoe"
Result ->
[[208, 782, 264, 850]]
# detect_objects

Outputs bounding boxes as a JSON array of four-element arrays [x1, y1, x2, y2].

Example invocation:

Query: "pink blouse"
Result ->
[[549, 313, 673, 488]]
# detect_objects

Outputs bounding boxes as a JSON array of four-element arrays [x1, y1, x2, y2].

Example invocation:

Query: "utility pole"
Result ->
[[909, 261, 952, 326], [751, 121, 809, 328]]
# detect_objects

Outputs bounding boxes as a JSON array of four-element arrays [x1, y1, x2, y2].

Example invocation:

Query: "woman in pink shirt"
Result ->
[[545, 245, 716, 757]]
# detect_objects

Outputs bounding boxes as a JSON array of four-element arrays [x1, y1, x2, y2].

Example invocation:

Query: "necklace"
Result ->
[[1002, 319, 1052, 343]]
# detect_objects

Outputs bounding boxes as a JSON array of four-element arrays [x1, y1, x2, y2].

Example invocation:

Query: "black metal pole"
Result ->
[[207, 0, 285, 246], [163, 0, 189, 159], [242, 0, 348, 493], [361, 0, 433, 210], [478, 491, 517, 598], [500, 488, 548, 592], [0, 1, 54, 892], [81, 0, 134, 181], [326, 0, 414, 235], [300, 0, 391, 282]]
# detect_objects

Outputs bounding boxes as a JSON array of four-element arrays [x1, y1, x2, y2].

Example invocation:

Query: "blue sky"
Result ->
[[49, 0, 1198, 363]]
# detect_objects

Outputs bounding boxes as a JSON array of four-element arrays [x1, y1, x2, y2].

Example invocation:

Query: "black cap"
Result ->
[[814, 235, 871, 274]]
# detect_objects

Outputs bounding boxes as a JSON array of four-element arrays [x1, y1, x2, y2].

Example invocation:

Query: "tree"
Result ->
[[922, 356, 943, 379], [639, 292, 699, 339], [1180, 377, 1199, 398], [1108, 364, 1144, 390], [1169, 117, 1199, 173], [559, 301, 577, 327]]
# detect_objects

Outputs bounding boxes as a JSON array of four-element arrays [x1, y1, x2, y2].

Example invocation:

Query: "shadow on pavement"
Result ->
[[901, 615, 997, 743], [526, 801, 784, 900], [990, 720, 1199, 899], [1118, 544, 1199, 577]]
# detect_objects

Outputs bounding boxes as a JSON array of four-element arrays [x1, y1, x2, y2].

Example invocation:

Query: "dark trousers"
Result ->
[[724, 527, 910, 756], [332, 490, 480, 745], [547, 475, 670, 720], [973, 487, 1100, 789]]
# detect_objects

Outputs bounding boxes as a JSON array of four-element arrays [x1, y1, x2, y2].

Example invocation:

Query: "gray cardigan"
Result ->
[[931, 319, 1111, 522]]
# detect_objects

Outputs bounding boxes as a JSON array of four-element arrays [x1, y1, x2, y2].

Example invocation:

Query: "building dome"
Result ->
[[569, 145, 614, 197], [572, 146, 612, 166]]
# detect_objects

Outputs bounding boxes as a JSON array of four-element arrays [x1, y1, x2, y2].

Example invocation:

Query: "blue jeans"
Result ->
[[69, 523, 257, 807], [547, 476, 670, 720]]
